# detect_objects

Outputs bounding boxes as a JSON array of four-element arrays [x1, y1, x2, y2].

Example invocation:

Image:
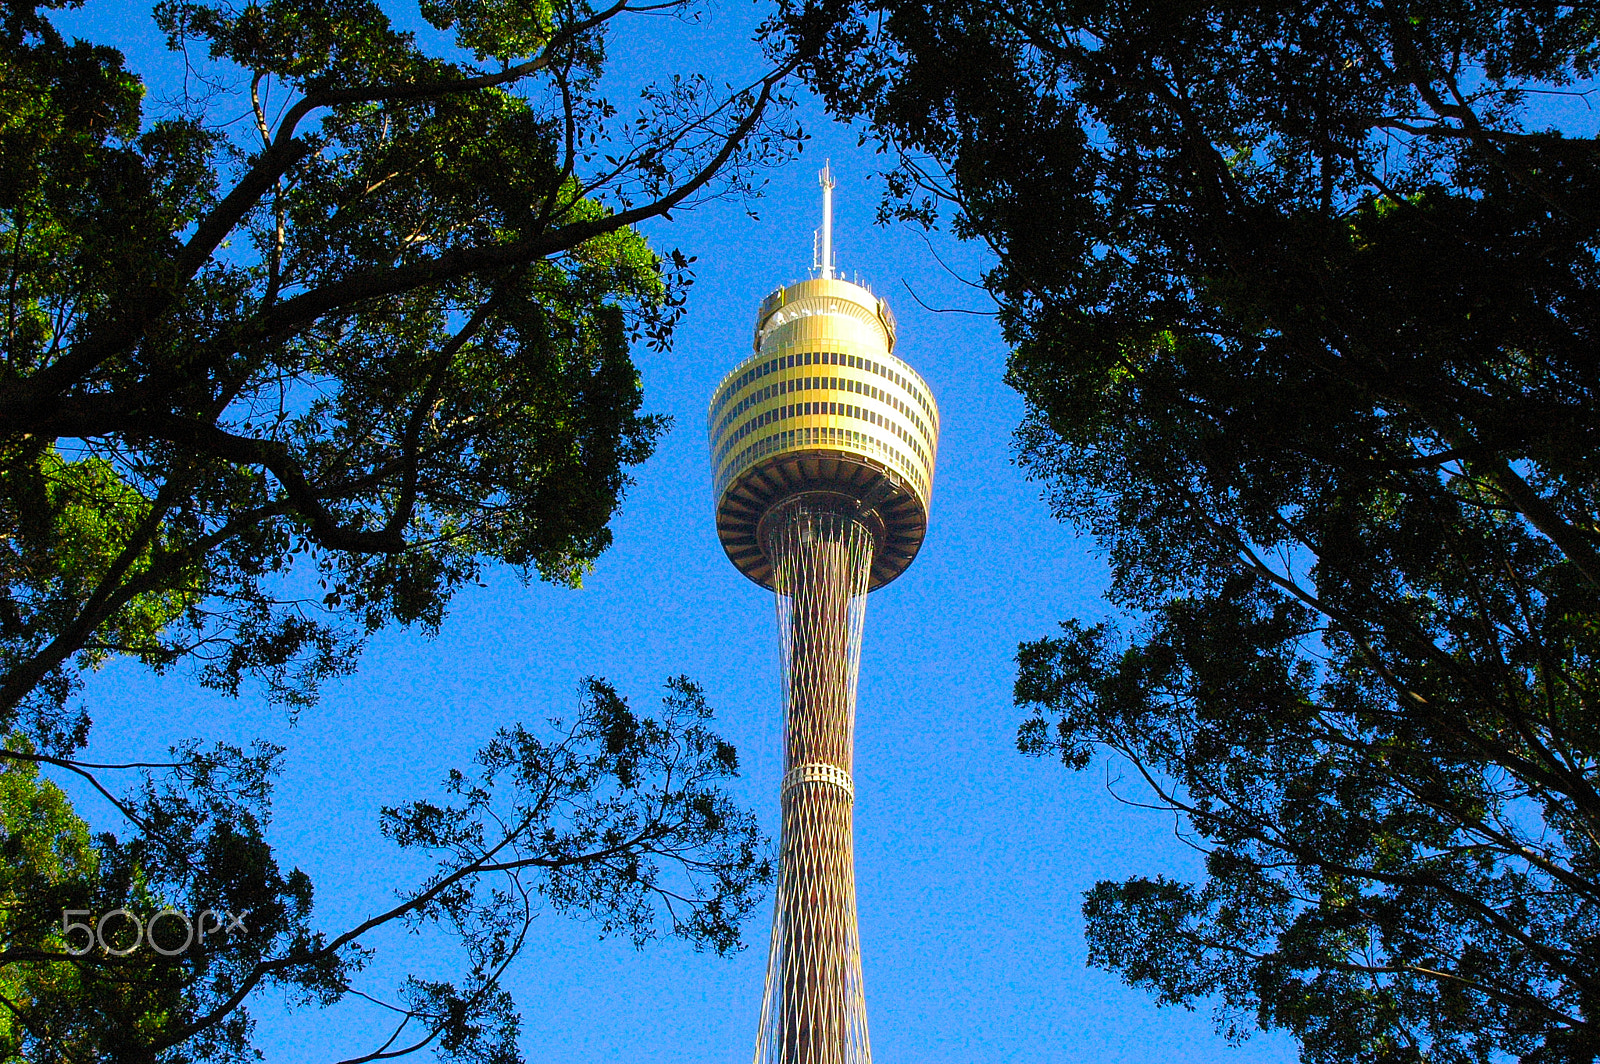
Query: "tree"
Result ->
[[2, 0, 794, 1055], [3, 0, 798, 732], [0, 678, 768, 1061], [783, 1, 1600, 1060]]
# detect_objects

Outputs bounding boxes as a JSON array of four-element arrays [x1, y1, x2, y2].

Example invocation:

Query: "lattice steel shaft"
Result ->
[[754, 501, 874, 1064]]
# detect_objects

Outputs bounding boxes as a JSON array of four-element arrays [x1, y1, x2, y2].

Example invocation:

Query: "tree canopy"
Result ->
[[784, 0, 1600, 1060], [3, 0, 797, 734], [2, 0, 795, 1055]]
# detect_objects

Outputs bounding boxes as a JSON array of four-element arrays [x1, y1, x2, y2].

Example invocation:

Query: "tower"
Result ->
[[708, 165, 940, 1064]]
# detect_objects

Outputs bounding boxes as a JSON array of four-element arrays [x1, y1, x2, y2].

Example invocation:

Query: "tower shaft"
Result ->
[[756, 502, 874, 1064]]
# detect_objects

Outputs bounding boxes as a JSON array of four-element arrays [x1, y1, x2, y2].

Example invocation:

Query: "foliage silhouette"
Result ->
[[781, 0, 1600, 1059]]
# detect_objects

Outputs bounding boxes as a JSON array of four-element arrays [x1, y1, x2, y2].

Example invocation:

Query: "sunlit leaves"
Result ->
[[420, 0, 559, 62], [0, 0, 783, 1054]]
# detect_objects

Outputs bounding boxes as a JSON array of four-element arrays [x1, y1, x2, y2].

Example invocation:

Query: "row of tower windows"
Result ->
[[714, 399, 933, 469], [713, 425, 928, 502], [711, 349, 937, 428], [711, 374, 936, 454]]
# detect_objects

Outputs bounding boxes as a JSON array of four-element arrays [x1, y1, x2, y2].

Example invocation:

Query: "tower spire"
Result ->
[[818, 162, 836, 279]]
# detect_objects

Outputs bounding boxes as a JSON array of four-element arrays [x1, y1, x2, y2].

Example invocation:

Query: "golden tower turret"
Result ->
[[709, 165, 940, 1064]]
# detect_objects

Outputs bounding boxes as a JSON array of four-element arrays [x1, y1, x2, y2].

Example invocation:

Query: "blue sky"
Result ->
[[45, 1, 1306, 1061]]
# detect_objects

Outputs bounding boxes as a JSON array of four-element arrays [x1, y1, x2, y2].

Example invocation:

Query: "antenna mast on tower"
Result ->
[[818, 162, 836, 279]]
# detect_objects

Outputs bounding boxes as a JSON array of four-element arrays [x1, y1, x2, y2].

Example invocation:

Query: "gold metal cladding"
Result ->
[[781, 762, 855, 799], [755, 501, 875, 1064], [752, 278, 897, 354], [709, 278, 940, 592]]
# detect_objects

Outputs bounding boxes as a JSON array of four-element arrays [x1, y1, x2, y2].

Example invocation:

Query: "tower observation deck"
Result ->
[[709, 166, 939, 1064]]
